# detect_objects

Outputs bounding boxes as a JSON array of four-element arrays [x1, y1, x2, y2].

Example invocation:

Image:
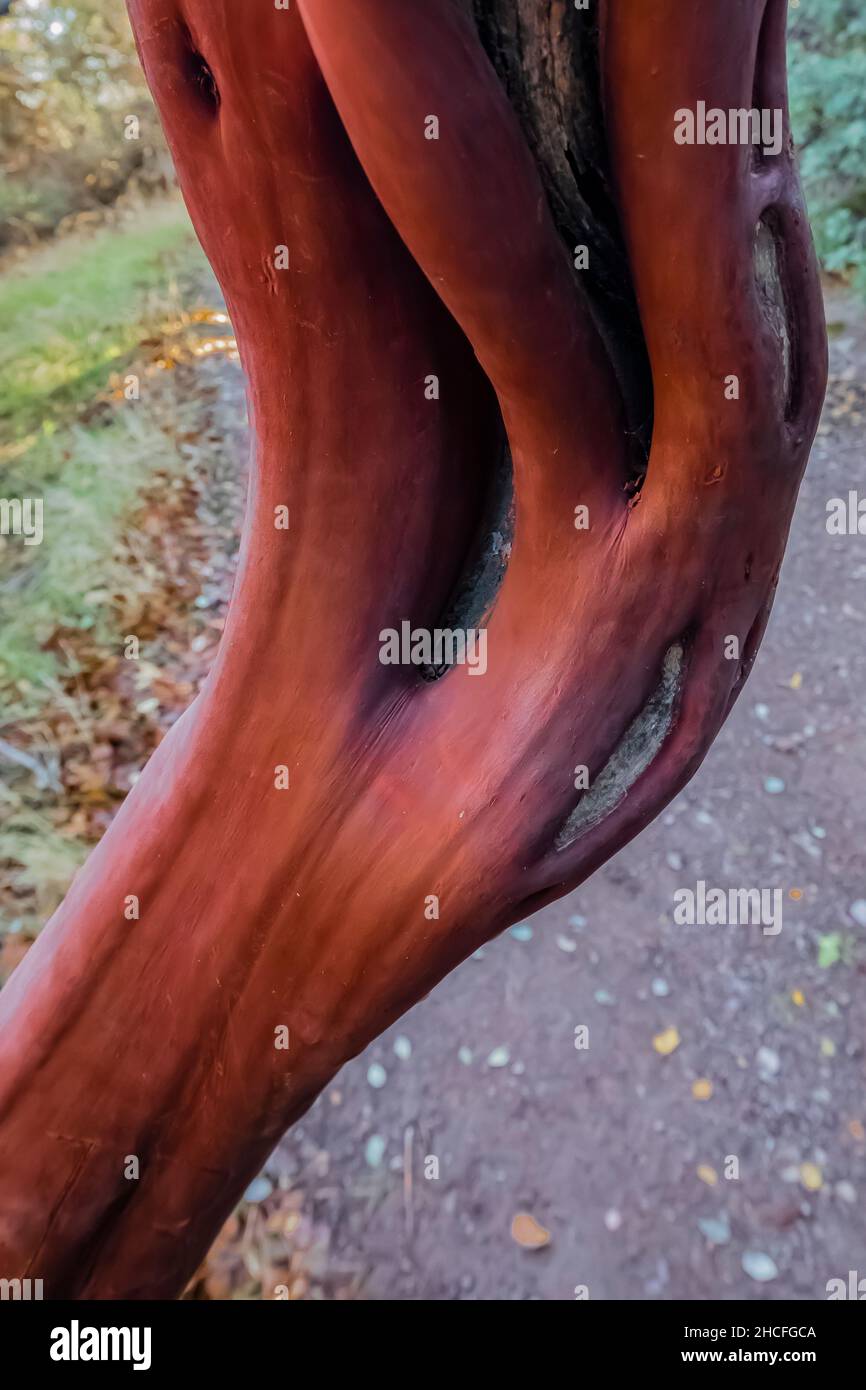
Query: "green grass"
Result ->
[[0, 413, 184, 694], [0, 199, 214, 935], [0, 198, 207, 705], [0, 199, 200, 447]]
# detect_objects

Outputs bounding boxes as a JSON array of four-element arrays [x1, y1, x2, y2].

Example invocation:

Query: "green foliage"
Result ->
[[788, 0, 866, 286], [0, 0, 169, 246]]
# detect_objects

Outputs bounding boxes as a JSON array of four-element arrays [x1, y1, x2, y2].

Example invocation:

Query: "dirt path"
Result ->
[[248, 285, 866, 1301]]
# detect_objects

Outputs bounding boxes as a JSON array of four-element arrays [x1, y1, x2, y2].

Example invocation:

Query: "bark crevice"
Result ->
[[472, 0, 653, 481]]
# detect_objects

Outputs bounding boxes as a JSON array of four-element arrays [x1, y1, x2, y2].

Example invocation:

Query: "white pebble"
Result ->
[[487, 1046, 510, 1068], [757, 1046, 780, 1078], [365, 1135, 386, 1168], [742, 1251, 778, 1283], [244, 1175, 273, 1204]]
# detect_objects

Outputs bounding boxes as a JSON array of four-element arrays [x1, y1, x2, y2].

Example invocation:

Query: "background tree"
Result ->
[[0, 0, 168, 246], [0, 0, 827, 1299], [787, 0, 866, 286]]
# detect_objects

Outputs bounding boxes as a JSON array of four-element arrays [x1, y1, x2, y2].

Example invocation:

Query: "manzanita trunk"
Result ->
[[0, 0, 826, 1298]]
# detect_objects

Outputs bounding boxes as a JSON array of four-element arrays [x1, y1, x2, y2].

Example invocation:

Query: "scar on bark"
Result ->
[[555, 641, 686, 849]]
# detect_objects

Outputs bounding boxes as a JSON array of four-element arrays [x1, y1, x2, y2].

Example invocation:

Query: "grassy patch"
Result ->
[[1, 412, 188, 696], [0, 199, 200, 448], [0, 200, 242, 940], [0, 199, 208, 705]]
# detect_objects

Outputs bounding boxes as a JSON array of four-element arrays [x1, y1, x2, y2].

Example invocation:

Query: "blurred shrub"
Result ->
[[789, 0, 866, 287], [0, 0, 172, 248]]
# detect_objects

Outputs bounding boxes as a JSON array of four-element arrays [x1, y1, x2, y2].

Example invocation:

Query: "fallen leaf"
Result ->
[[800, 1162, 823, 1192], [653, 1026, 681, 1056], [511, 1212, 551, 1250], [692, 1078, 713, 1101], [818, 933, 842, 969], [697, 1164, 718, 1187]]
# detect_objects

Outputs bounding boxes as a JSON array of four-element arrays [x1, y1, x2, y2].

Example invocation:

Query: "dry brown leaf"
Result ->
[[511, 1212, 551, 1250]]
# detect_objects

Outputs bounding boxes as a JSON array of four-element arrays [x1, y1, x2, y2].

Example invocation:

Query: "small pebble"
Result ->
[[244, 1176, 273, 1205], [367, 1062, 388, 1089], [510, 924, 533, 942], [651, 978, 670, 998], [835, 1181, 857, 1204], [556, 934, 577, 953], [458, 1046, 473, 1066], [604, 1208, 622, 1232], [365, 1135, 386, 1168], [487, 1046, 510, 1068], [594, 989, 615, 1006], [698, 1214, 731, 1246], [568, 914, 587, 929], [849, 900, 866, 928], [742, 1251, 779, 1283], [757, 1046, 781, 1078], [764, 776, 786, 795], [393, 1035, 412, 1061]]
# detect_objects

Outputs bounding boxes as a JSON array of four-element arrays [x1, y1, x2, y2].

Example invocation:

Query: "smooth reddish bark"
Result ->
[[0, 0, 826, 1298]]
